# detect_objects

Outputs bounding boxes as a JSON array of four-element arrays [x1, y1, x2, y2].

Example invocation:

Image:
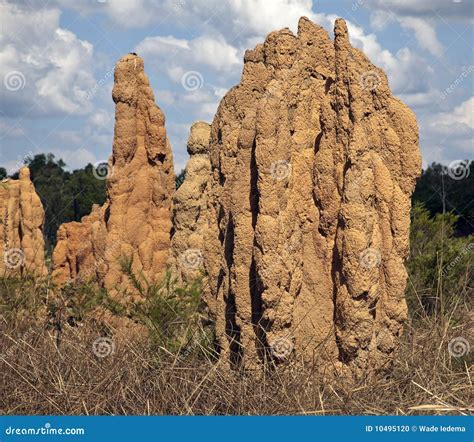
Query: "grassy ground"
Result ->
[[0, 301, 471, 415], [0, 205, 472, 415]]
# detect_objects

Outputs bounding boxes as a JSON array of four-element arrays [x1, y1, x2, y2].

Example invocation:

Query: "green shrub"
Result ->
[[120, 258, 215, 359], [47, 281, 125, 327], [407, 203, 473, 318], [0, 275, 50, 325]]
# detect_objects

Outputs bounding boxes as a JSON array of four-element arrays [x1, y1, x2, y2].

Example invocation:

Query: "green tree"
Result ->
[[21, 154, 70, 249], [413, 161, 473, 236], [63, 164, 106, 223], [10, 154, 107, 249], [175, 169, 185, 189]]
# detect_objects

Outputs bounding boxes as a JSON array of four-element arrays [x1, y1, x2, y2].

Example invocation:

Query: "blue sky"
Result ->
[[0, 0, 472, 174]]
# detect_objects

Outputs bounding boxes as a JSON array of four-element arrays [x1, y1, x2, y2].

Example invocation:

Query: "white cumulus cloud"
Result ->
[[136, 34, 240, 73], [429, 97, 474, 134], [0, 2, 96, 117]]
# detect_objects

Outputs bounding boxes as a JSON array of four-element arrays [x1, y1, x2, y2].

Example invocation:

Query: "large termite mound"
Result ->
[[52, 53, 175, 301], [0, 167, 47, 276], [169, 121, 211, 282], [205, 17, 421, 376]]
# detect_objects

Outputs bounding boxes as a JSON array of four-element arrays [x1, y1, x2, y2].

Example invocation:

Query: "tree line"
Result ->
[[1, 155, 472, 249]]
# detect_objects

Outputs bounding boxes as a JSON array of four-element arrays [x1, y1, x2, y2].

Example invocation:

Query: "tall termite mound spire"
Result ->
[[52, 54, 175, 300], [204, 17, 421, 376], [0, 167, 47, 276], [169, 121, 211, 282]]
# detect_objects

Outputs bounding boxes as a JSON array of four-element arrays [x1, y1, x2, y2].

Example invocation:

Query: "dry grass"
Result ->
[[1, 300, 472, 415], [2, 207, 473, 416]]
